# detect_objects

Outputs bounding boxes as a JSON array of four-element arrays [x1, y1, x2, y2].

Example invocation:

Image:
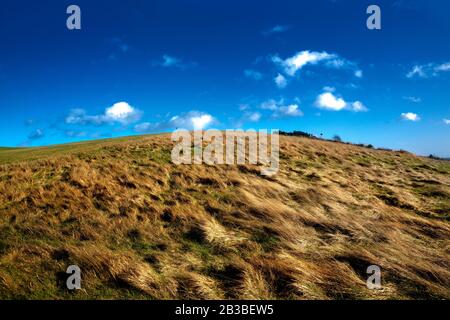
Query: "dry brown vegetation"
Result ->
[[0, 134, 449, 299]]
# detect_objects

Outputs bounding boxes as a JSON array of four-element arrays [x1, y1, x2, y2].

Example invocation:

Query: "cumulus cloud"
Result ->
[[315, 91, 368, 112], [65, 102, 142, 126], [244, 69, 263, 80], [274, 73, 287, 88], [401, 112, 420, 121], [406, 62, 450, 78], [443, 119, 450, 125], [134, 111, 215, 133], [272, 50, 360, 78]]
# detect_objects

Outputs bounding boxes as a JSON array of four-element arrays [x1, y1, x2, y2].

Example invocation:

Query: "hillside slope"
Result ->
[[0, 134, 449, 299]]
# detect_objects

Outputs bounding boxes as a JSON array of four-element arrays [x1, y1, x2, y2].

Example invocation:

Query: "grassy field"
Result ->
[[0, 133, 449, 299]]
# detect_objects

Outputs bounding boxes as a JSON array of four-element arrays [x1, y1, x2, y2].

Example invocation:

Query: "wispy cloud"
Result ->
[[315, 90, 368, 112], [262, 25, 291, 35], [244, 69, 263, 80], [154, 54, 197, 69], [406, 62, 450, 78], [28, 129, 44, 140], [443, 119, 450, 125], [403, 96, 421, 103], [401, 112, 420, 121], [272, 50, 361, 79]]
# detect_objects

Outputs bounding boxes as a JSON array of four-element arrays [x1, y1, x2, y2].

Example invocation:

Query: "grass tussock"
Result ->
[[0, 133, 449, 299]]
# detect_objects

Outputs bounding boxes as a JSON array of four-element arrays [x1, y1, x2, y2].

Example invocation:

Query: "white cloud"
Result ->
[[65, 102, 142, 125], [443, 119, 450, 125], [190, 114, 213, 130], [315, 92, 347, 111], [259, 99, 303, 118], [406, 65, 427, 78], [406, 62, 450, 78], [354, 70, 363, 78], [273, 51, 335, 76], [244, 69, 263, 80], [278, 104, 303, 117], [351, 101, 368, 112], [435, 63, 450, 72], [274, 73, 287, 88], [247, 112, 261, 122], [105, 102, 139, 124], [134, 111, 215, 132], [272, 50, 360, 78], [315, 91, 367, 112], [401, 112, 420, 121]]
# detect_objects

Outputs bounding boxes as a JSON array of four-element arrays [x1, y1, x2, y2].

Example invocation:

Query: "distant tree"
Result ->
[[332, 135, 342, 142], [367, 144, 374, 149]]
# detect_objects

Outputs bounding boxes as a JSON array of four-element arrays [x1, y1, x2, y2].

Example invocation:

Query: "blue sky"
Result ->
[[0, 0, 449, 156]]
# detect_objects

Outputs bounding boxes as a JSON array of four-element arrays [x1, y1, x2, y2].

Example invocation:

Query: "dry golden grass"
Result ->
[[0, 133, 449, 299]]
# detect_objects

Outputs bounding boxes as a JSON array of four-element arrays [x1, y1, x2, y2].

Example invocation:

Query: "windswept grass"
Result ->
[[0, 133, 449, 299]]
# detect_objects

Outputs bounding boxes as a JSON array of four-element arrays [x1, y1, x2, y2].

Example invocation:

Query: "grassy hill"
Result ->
[[0, 133, 449, 299]]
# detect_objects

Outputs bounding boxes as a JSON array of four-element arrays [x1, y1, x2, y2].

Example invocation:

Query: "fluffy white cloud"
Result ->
[[66, 102, 142, 125], [274, 73, 287, 88], [406, 62, 450, 78], [105, 102, 140, 124], [443, 119, 450, 125], [135, 111, 215, 132], [272, 50, 361, 78], [315, 92, 347, 111], [315, 91, 367, 112], [244, 69, 263, 80], [354, 70, 363, 78], [190, 114, 213, 130], [401, 112, 420, 121]]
